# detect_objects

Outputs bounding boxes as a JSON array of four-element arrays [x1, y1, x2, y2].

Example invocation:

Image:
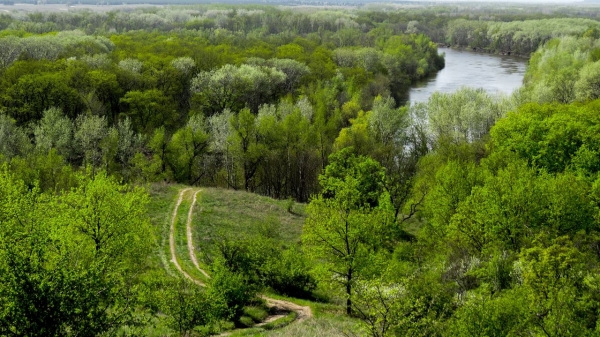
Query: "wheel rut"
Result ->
[[169, 188, 205, 286], [186, 190, 210, 279]]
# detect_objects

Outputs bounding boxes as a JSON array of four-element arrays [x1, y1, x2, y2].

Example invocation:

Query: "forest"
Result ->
[[1, 3, 600, 336]]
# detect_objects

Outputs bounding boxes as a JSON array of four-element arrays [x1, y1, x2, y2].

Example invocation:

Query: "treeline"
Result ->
[[2, 4, 598, 201], [0, 9, 443, 201], [445, 18, 600, 56], [1, 3, 599, 42]]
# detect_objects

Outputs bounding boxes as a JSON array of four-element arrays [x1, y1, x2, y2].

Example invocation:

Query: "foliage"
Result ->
[[0, 7, 447, 202], [0, 169, 153, 336], [164, 278, 224, 336], [303, 150, 396, 314], [3, 4, 600, 336], [208, 260, 257, 322]]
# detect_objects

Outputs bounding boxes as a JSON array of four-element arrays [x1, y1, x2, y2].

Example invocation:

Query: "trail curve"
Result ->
[[169, 188, 205, 286], [168, 187, 313, 333], [186, 190, 211, 279]]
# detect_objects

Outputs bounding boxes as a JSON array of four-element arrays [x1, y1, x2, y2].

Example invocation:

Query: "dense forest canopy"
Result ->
[[0, 5, 450, 200], [2, 3, 600, 336]]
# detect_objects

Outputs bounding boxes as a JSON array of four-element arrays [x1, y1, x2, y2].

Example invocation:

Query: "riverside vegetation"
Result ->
[[2, 3, 600, 336]]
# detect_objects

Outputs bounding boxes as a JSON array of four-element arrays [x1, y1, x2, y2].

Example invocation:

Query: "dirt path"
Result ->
[[169, 188, 205, 286], [186, 190, 211, 279], [261, 296, 312, 323], [169, 188, 313, 334]]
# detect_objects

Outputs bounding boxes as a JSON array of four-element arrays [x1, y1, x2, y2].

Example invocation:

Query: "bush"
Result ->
[[260, 245, 316, 298], [164, 278, 224, 336], [208, 260, 256, 321]]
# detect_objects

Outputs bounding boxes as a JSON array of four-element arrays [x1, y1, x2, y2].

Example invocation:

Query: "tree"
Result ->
[[319, 148, 387, 208], [0, 170, 152, 336], [62, 172, 152, 263], [115, 118, 142, 180], [167, 56, 197, 112], [33, 107, 73, 159], [575, 61, 600, 102], [517, 235, 594, 337], [368, 96, 429, 221], [4, 72, 84, 123], [229, 108, 265, 191], [420, 87, 512, 146], [303, 149, 395, 315], [164, 278, 223, 337], [246, 58, 310, 94], [120, 89, 174, 133], [74, 114, 108, 170], [352, 280, 404, 337], [0, 36, 23, 69], [85, 70, 123, 124], [167, 115, 210, 185], [191, 64, 286, 115], [0, 113, 31, 160], [207, 260, 256, 321], [447, 289, 528, 337]]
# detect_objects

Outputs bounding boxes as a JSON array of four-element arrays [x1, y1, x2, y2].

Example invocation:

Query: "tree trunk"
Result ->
[[346, 269, 352, 315]]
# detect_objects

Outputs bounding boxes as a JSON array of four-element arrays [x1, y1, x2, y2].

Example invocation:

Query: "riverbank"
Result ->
[[436, 43, 531, 59]]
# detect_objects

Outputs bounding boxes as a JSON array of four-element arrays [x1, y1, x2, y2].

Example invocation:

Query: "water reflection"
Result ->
[[400, 48, 527, 106]]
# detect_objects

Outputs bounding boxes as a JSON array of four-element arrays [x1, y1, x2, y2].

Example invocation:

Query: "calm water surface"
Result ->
[[402, 48, 527, 105]]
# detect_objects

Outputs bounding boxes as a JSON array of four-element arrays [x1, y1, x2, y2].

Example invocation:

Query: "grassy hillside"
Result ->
[[146, 184, 363, 336], [147, 183, 185, 276], [191, 187, 307, 260]]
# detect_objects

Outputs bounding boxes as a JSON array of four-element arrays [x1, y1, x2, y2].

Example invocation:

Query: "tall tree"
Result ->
[[303, 149, 395, 315]]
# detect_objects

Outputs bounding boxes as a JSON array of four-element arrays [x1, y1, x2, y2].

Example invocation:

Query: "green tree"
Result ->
[[303, 150, 395, 315], [120, 89, 174, 133], [74, 114, 108, 171], [167, 115, 210, 185], [5, 72, 84, 123], [230, 108, 265, 191], [447, 289, 528, 337], [517, 235, 595, 337], [164, 278, 224, 337], [62, 172, 152, 264], [0, 113, 31, 160], [207, 260, 256, 321], [0, 170, 152, 336], [191, 64, 286, 115], [575, 61, 600, 102], [33, 107, 73, 159]]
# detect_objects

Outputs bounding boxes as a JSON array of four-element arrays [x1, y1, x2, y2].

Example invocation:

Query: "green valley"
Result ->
[[2, 2, 600, 336]]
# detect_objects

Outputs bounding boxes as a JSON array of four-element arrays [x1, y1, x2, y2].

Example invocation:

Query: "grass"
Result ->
[[226, 312, 298, 337], [225, 313, 360, 337], [244, 306, 270, 323], [146, 184, 211, 284], [262, 312, 297, 330], [192, 187, 307, 260], [254, 292, 363, 337], [146, 184, 364, 337], [146, 182, 182, 276], [263, 315, 361, 337], [172, 190, 212, 284]]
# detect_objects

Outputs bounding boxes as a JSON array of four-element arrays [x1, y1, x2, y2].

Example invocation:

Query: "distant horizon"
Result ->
[[1, 0, 596, 5]]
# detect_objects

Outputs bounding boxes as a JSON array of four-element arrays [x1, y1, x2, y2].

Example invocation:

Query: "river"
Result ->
[[401, 47, 527, 106]]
